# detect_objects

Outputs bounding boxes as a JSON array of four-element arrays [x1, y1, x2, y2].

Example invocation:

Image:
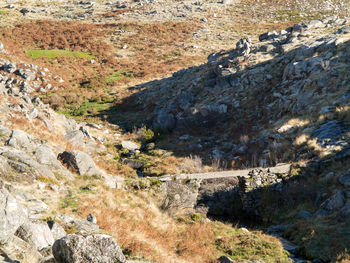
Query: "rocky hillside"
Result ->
[[1, 0, 350, 262], [124, 16, 350, 167], [118, 15, 350, 262], [0, 34, 291, 263]]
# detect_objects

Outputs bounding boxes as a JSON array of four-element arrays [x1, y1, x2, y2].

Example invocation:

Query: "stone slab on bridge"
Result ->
[[158, 163, 291, 182]]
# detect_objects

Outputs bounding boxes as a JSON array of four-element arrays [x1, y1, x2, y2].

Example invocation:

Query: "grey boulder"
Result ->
[[339, 171, 350, 187], [121, 141, 140, 152], [152, 110, 176, 132], [47, 220, 67, 241], [65, 130, 85, 148], [6, 129, 33, 150], [35, 145, 64, 170], [56, 214, 99, 234], [0, 147, 54, 178], [52, 234, 126, 263], [321, 190, 345, 211], [58, 150, 101, 176], [34, 145, 73, 178], [0, 235, 42, 262], [0, 180, 28, 244], [15, 220, 54, 250]]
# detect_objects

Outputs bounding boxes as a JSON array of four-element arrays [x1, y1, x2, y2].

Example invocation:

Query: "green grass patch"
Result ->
[[213, 222, 290, 261], [57, 98, 114, 118], [106, 70, 134, 83], [60, 195, 79, 209], [0, 10, 8, 16], [37, 175, 59, 185], [27, 49, 95, 59]]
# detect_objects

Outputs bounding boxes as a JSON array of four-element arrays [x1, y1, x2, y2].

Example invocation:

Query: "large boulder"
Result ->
[[47, 220, 67, 241], [0, 180, 28, 244], [0, 235, 42, 263], [56, 214, 99, 234], [52, 234, 126, 263], [15, 220, 55, 250], [321, 190, 345, 211], [0, 147, 55, 178], [121, 141, 140, 152], [339, 171, 350, 187], [35, 145, 65, 170], [34, 145, 73, 178], [160, 179, 201, 215], [57, 150, 101, 176], [152, 110, 176, 132], [6, 129, 34, 150], [65, 130, 85, 148]]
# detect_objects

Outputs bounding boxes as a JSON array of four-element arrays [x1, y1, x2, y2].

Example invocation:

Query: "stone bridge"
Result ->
[[158, 163, 292, 219], [159, 163, 291, 181]]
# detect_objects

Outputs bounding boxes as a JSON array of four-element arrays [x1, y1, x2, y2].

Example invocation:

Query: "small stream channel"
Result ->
[[272, 234, 307, 263], [263, 225, 310, 263]]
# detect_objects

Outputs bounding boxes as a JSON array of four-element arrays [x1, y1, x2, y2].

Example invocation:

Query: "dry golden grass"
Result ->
[[176, 155, 213, 174], [72, 187, 219, 263], [52, 174, 289, 263], [284, 118, 310, 128], [7, 116, 80, 151], [294, 134, 310, 146], [96, 158, 138, 178]]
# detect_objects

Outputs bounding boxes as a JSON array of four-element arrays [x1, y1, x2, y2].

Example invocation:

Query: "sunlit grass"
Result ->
[[27, 49, 95, 59]]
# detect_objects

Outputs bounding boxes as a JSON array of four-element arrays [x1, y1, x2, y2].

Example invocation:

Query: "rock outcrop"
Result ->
[[15, 220, 55, 250], [0, 180, 28, 244], [52, 234, 126, 263], [127, 16, 350, 168]]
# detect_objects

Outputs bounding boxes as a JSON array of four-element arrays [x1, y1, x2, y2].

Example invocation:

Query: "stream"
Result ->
[[265, 225, 309, 263], [273, 235, 307, 263]]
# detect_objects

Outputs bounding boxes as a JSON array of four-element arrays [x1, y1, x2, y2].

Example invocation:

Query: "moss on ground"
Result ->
[[57, 98, 114, 119], [213, 222, 291, 262], [27, 49, 95, 59], [105, 70, 134, 83]]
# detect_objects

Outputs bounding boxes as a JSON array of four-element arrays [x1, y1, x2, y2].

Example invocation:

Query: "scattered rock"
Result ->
[[7, 130, 33, 150], [218, 256, 234, 263], [121, 141, 140, 151], [56, 214, 99, 234], [86, 214, 97, 224]]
